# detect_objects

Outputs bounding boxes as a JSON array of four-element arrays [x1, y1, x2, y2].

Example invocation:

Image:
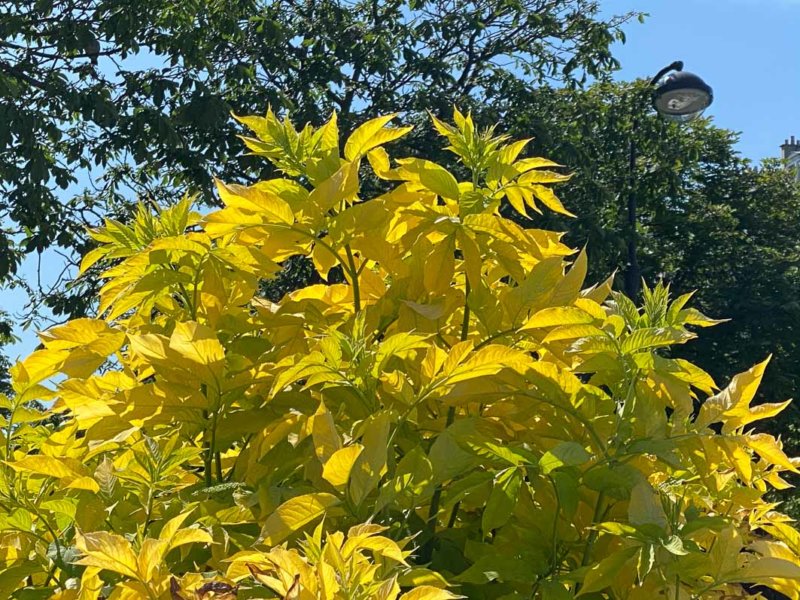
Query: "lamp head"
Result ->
[[653, 70, 713, 122]]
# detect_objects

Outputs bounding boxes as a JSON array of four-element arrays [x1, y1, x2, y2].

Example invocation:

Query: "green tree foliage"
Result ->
[[2, 110, 799, 599], [0, 311, 13, 395]]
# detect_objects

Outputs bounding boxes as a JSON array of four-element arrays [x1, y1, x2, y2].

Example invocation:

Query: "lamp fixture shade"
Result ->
[[652, 70, 713, 122]]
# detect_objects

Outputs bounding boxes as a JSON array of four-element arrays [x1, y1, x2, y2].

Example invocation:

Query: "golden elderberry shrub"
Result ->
[[1, 107, 799, 599]]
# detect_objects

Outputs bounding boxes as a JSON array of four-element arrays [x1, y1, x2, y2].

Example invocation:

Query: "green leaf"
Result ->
[[481, 467, 522, 534], [583, 463, 642, 500], [552, 470, 580, 518], [459, 190, 493, 216], [540, 581, 573, 600], [577, 547, 638, 595], [628, 482, 667, 530], [0, 563, 40, 598], [455, 553, 539, 584], [540, 442, 591, 475]]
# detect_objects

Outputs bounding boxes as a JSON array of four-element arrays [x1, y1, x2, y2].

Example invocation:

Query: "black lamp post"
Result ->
[[623, 61, 714, 300]]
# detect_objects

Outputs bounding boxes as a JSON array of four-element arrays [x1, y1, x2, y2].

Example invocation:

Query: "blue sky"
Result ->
[[4, 0, 800, 361], [605, 0, 800, 161]]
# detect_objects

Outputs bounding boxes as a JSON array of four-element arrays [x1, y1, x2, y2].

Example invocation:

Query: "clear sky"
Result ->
[[4, 0, 800, 361], [605, 0, 800, 161]]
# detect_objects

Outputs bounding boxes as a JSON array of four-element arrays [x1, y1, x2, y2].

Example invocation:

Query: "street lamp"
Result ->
[[623, 61, 714, 300]]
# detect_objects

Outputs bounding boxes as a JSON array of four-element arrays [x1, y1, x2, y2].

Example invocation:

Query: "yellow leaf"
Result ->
[[457, 229, 482, 288], [396, 158, 460, 200], [497, 139, 531, 165], [65, 476, 101, 493], [513, 157, 563, 172], [137, 538, 167, 581], [312, 241, 339, 280], [339, 526, 408, 565], [78, 566, 103, 600], [214, 179, 294, 224], [169, 321, 225, 366], [312, 403, 342, 463], [446, 345, 531, 384], [549, 247, 587, 306], [374, 333, 430, 377], [368, 147, 393, 178], [128, 333, 169, 363], [39, 319, 124, 356], [344, 114, 411, 161], [746, 433, 799, 472], [75, 530, 139, 579], [398, 568, 450, 589], [317, 111, 339, 150], [399, 586, 464, 600], [439, 341, 473, 376], [696, 357, 775, 432], [730, 557, 800, 582], [543, 324, 604, 343], [621, 327, 694, 355], [16, 349, 69, 385], [577, 547, 638, 595], [423, 235, 455, 295], [322, 445, 364, 488], [79, 246, 111, 276], [259, 493, 340, 546], [167, 527, 214, 552], [309, 160, 360, 212], [106, 581, 153, 600], [530, 184, 575, 217], [521, 306, 596, 330], [8, 455, 81, 479], [504, 186, 529, 217], [350, 411, 391, 505]]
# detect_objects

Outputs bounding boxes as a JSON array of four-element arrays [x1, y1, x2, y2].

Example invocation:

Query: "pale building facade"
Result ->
[[780, 136, 800, 179]]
